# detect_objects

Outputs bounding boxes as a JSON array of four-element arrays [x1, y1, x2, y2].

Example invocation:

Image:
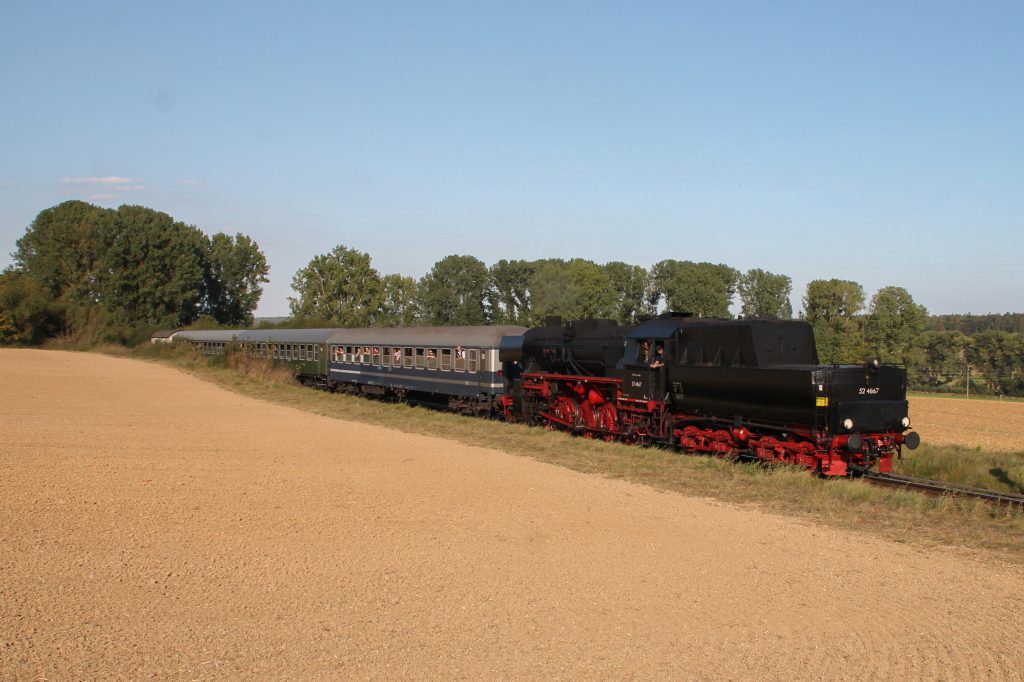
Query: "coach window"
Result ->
[[314, 345, 320, 362], [372, 347, 381, 367], [382, 347, 391, 367], [467, 349, 478, 373], [440, 348, 452, 371], [454, 348, 465, 372], [415, 348, 425, 369], [403, 347, 413, 368]]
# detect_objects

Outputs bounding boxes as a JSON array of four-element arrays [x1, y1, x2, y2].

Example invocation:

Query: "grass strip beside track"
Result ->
[[118, 344, 1024, 564]]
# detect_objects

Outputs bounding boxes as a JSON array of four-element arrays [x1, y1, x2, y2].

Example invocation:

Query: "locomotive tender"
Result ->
[[161, 312, 919, 476]]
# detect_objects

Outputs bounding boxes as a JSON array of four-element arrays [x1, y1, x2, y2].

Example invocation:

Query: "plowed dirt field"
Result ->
[[910, 395, 1024, 452], [2, 349, 1023, 680]]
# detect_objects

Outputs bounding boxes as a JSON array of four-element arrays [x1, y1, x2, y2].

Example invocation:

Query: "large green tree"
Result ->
[[487, 259, 534, 325], [202, 233, 270, 325], [378, 273, 419, 326], [526, 259, 619, 324], [737, 268, 793, 319], [801, 279, 865, 363], [865, 286, 928, 369], [99, 205, 208, 327], [13, 200, 111, 305], [9, 200, 268, 341], [416, 255, 490, 325], [604, 261, 653, 324], [650, 260, 738, 318], [289, 245, 384, 325]]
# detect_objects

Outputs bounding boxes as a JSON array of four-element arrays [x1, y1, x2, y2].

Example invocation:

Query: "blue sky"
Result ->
[[2, 1, 1021, 317]]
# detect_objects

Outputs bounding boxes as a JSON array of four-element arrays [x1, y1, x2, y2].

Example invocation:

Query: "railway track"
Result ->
[[864, 472, 1024, 507]]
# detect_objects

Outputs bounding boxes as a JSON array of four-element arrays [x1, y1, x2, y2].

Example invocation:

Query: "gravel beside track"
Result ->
[[2, 349, 1023, 680]]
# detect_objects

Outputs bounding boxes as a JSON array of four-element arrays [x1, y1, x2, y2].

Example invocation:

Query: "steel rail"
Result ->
[[864, 472, 1024, 507]]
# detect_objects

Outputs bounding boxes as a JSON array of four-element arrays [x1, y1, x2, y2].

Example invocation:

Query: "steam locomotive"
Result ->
[[500, 313, 920, 476], [160, 312, 920, 476]]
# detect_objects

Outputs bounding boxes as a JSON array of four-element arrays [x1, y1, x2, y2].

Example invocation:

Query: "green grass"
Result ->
[[892, 443, 1024, 493], [119, 344, 1024, 563]]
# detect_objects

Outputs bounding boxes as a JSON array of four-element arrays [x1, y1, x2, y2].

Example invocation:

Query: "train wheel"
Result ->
[[554, 395, 579, 428]]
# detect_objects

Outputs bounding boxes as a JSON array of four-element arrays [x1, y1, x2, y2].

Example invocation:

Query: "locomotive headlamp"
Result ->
[[902, 417, 911, 428], [842, 418, 854, 430], [868, 357, 881, 371]]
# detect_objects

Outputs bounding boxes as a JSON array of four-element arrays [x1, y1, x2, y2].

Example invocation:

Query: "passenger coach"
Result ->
[[160, 325, 528, 415], [325, 326, 527, 414], [167, 328, 334, 385]]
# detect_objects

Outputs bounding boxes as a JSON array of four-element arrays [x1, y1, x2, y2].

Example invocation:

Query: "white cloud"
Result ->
[[61, 176, 138, 185], [58, 175, 146, 202]]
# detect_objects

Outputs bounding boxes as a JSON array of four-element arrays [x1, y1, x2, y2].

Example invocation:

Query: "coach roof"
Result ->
[[326, 326, 528, 347]]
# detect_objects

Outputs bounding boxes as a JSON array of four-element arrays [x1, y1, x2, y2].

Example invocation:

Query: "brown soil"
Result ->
[[910, 395, 1024, 451], [3, 349, 1023, 680]]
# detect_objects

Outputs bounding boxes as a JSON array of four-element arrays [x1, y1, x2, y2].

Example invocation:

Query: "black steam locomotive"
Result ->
[[500, 312, 920, 476]]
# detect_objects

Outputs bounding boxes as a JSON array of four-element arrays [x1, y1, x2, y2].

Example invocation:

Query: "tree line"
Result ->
[[288, 248, 793, 327], [3, 201, 1022, 396], [288, 246, 1023, 395], [1, 201, 268, 344]]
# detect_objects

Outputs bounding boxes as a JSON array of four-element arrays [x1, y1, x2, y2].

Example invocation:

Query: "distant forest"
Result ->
[[3, 201, 1023, 396], [927, 314, 1024, 335]]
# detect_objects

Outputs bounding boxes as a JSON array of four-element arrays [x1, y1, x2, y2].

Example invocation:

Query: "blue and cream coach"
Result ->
[[324, 325, 527, 414]]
